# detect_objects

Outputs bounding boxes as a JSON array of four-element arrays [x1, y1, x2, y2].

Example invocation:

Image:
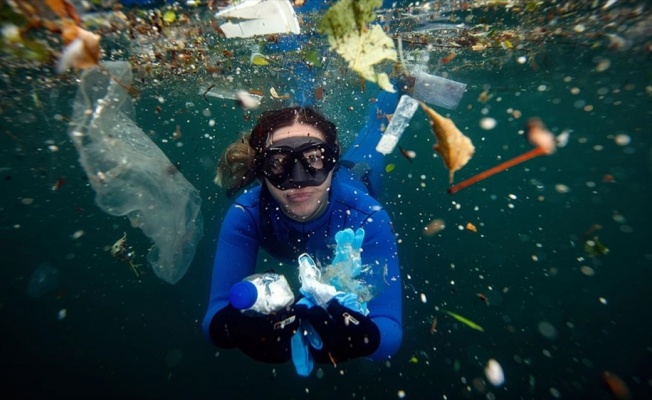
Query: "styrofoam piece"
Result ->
[[214, 0, 300, 38]]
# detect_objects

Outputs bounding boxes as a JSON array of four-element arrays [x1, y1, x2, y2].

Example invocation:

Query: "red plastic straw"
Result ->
[[448, 146, 547, 195]]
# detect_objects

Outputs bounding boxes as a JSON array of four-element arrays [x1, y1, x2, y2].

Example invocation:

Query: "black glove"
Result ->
[[306, 300, 380, 364], [208, 304, 300, 363]]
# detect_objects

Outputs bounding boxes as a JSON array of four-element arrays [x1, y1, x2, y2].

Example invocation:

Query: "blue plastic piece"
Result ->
[[229, 281, 258, 310], [291, 293, 368, 376], [291, 297, 323, 376], [292, 228, 373, 376]]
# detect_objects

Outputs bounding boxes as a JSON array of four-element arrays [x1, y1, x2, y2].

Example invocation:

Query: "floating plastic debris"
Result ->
[[485, 359, 505, 387], [214, 0, 300, 39], [376, 95, 420, 155]]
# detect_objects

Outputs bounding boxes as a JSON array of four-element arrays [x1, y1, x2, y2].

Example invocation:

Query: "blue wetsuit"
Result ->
[[203, 89, 402, 361]]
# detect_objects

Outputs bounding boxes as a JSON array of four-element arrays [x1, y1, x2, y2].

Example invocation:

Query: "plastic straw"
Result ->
[[448, 146, 547, 195]]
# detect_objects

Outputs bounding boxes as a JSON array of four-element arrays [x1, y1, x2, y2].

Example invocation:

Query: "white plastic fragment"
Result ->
[[480, 117, 497, 130], [236, 90, 261, 109], [485, 358, 505, 387], [214, 0, 300, 38], [376, 95, 420, 155], [412, 71, 466, 110]]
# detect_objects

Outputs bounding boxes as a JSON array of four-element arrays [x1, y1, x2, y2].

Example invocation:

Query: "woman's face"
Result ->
[[265, 122, 333, 221]]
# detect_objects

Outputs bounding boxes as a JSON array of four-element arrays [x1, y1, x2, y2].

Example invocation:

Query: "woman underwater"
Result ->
[[202, 0, 402, 369], [202, 92, 403, 366]]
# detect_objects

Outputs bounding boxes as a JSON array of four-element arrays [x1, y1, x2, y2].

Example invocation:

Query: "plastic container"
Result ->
[[412, 71, 466, 110], [229, 273, 295, 314]]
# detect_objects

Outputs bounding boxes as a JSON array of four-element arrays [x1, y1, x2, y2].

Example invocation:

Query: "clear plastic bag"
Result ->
[[68, 62, 203, 284]]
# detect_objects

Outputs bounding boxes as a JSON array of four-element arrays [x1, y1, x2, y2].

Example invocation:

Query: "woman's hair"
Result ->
[[215, 107, 338, 197]]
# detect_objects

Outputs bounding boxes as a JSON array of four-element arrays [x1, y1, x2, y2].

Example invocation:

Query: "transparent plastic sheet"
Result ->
[[27, 262, 60, 298], [68, 61, 203, 284]]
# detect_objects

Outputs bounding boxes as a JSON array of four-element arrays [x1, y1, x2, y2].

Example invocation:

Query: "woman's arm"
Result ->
[[361, 208, 403, 360], [202, 196, 303, 363], [202, 200, 260, 343]]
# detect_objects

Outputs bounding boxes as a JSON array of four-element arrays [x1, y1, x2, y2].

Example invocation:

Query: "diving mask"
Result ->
[[256, 137, 339, 190]]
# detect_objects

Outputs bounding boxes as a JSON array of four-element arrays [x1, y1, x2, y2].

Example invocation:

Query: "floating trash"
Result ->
[[484, 359, 505, 387], [27, 262, 60, 298]]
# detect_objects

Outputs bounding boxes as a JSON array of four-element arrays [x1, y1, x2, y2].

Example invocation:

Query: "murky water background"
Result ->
[[1, 1, 650, 399]]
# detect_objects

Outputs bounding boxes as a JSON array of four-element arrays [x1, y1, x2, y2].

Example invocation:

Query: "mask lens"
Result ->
[[301, 147, 325, 170], [258, 140, 338, 190], [266, 152, 290, 176], [261, 150, 291, 184]]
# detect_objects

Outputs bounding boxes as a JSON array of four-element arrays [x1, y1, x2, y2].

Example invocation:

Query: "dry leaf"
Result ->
[[46, 0, 82, 25], [328, 24, 397, 92], [421, 102, 475, 183], [46, 0, 69, 19], [319, 0, 396, 92], [57, 22, 101, 73]]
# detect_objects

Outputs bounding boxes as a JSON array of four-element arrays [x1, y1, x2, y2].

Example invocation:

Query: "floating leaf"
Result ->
[[250, 53, 269, 66], [420, 102, 475, 184], [319, 0, 396, 92], [320, 0, 380, 35], [163, 10, 177, 24], [57, 22, 101, 73], [45, 0, 81, 25], [302, 49, 322, 67], [45, 0, 69, 19]]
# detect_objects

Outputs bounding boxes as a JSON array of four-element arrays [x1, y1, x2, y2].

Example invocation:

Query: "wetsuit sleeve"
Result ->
[[202, 201, 260, 343], [202, 199, 303, 364], [340, 88, 400, 197], [362, 208, 403, 360]]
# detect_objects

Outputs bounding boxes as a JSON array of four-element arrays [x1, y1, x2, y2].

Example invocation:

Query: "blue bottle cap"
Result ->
[[229, 281, 258, 310]]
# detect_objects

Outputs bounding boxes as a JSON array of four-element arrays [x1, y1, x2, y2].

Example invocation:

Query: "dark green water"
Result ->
[[1, 1, 651, 399]]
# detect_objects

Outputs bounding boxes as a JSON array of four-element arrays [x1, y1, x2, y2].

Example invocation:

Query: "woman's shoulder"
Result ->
[[331, 171, 384, 216], [232, 185, 262, 209], [220, 186, 262, 236]]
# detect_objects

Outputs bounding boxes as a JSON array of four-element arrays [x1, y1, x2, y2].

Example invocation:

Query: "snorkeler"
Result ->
[[201, 0, 402, 367], [202, 92, 402, 365]]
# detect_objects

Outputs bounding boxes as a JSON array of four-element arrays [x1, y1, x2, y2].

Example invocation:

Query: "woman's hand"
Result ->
[[209, 304, 301, 363], [305, 299, 381, 364]]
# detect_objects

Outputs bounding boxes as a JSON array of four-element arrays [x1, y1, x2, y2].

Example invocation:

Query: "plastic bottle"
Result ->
[[229, 273, 295, 314], [375, 94, 420, 155]]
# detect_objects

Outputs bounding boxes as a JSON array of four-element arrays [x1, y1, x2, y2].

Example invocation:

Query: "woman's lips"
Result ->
[[287, 190, 312, 203]]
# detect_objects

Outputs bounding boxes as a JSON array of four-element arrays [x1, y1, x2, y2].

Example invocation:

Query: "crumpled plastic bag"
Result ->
[[68, 61, 203, 284]]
